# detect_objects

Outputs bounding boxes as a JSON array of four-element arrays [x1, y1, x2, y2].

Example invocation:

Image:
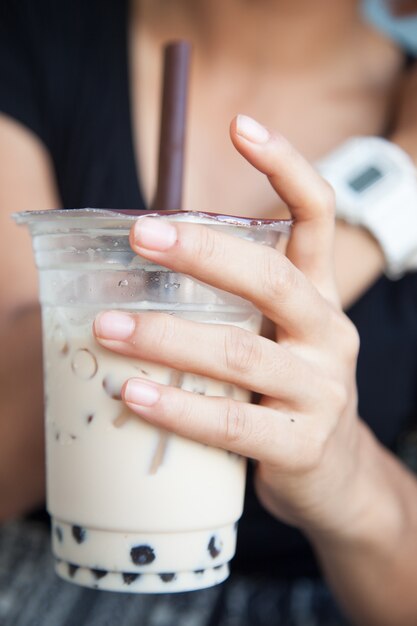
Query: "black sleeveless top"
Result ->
[[1, 0, 417, 579]]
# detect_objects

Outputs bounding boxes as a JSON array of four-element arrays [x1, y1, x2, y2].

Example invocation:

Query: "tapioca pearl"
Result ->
[[72, 525, 86, 544], [68, 563, 79, 578], [194, 570, 205, 576], [86, 413, 94, 424], [55, 526, 63, 543], [208, 535, 222, 559], [122, 572, 140, 585], [91, 568, 108, 580], [102, 376, 122, 400], [130, 544, 156, 566], [71, 349, 98, 380], [52, 325, 69, 356], [159, 573, 176, 583]]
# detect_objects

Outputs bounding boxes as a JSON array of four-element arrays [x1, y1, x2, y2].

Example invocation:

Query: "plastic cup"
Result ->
[[15, 209, 290, 594]]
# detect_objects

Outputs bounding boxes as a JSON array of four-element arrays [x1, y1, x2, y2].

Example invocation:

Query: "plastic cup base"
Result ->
[[55, 559, 230, 594]]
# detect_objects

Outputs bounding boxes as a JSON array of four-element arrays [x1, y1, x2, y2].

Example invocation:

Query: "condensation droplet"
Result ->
[[71, 349, 98, 380], [59, 432, 77, 446], [118, 279, 128, 287], [113, 241, 119, 247], [52, 325, 69, 355], [164, 282, 180, 289]]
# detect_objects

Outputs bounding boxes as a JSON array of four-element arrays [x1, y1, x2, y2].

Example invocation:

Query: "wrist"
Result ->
[[317, 136, 417, 278], [306, 422, 410, 553], [390, 131, 417, 168], [334, 219, 385, 308]]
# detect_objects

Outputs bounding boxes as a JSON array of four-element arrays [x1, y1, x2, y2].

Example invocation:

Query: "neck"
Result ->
[[135, 0, 362, 69]]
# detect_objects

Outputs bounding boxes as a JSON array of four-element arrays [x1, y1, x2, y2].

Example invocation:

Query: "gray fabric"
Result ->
[[0, 520, 350, 626]]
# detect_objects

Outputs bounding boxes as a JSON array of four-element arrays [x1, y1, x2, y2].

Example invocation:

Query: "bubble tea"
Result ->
[[15, 209, 289, 593]]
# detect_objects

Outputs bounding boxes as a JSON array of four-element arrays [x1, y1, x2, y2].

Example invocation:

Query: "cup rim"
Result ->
[[13, 208, 292, 234]]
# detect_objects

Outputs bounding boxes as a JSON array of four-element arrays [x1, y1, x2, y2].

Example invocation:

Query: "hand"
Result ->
[[93, 115, 363, 537]]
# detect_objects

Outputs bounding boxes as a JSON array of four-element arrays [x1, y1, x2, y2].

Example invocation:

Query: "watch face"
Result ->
[[317, 137, 415, 213], [348, 166, 384, 193]]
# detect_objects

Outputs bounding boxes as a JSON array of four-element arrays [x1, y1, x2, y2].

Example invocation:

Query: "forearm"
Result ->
[[333, 128, 417, 310], [334, 68, 417, 309], [334, 220, 385, 309], [0, 115, 62, 520], [0, 305, 45, 520], [308, 423, 417, 626]]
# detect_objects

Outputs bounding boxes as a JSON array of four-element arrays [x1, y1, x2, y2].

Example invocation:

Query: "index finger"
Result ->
[[230, 115, 338, 304], [129, 218, 334, 346]]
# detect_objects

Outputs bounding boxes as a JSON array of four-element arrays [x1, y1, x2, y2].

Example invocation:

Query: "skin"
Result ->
[[0, 119, 59, 518], [93, 116, 417, 626], [132, 0, 403, 306], [0, 0, 417, 621]]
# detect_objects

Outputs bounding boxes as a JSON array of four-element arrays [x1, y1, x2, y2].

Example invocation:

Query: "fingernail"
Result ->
[[124, 379, 160, 406], [94, 311, 135, 340], [134, 218, 177, 251], [236, 115, 270, 144]]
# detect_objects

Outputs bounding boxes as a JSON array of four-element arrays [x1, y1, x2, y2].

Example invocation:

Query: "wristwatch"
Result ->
[[316, 136, 417, 278]]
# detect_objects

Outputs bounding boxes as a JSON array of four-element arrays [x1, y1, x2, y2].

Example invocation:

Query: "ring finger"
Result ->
[[121, 376, 309, 468]]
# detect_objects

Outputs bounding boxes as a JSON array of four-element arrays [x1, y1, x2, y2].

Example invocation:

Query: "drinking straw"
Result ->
[[149, 41, 191, 473], [152, 41, 192, 211]]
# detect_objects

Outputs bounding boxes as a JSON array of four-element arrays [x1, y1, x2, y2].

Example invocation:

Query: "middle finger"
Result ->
[[94, 310, 324, 408]]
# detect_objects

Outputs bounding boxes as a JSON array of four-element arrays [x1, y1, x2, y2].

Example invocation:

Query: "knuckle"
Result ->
[[327, 380, 349, 416], [344, 319, 360, 362], [221, 400, 250, 446], [175, 392, 195, 430], [332, 313, 361, 362], [151, 314, 176, 352], [260, 250, 295, 303], [224, 327, 262, 375], [190, 225, 219, 264], [301, 427, 329, 471]]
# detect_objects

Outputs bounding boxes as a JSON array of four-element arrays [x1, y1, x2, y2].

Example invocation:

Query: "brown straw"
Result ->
[[152, 41, 192, 211]]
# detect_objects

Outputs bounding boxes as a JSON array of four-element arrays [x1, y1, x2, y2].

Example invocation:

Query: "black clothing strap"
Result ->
[[0, 0, 145, 210]]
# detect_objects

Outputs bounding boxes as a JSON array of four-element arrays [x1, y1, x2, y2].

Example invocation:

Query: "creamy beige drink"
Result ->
[[44, 305, 259, 592], [15, 209, 290, 593]]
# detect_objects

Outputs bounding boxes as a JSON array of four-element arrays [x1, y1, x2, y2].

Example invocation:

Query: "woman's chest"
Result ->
[[132, 28, 404, 217]]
